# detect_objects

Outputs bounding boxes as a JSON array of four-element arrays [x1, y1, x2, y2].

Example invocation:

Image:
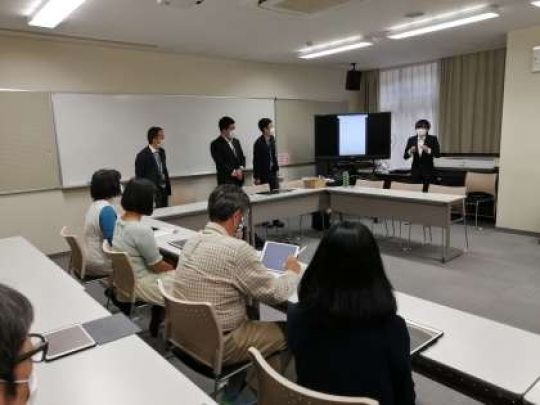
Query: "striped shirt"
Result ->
[[175, 222, 299, 332]]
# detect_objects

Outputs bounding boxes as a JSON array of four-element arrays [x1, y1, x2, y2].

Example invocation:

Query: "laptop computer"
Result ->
[[405, 319, 444, 355], [168, 239, 188, 250]]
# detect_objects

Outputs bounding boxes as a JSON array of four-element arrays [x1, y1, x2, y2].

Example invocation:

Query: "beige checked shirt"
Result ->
[[175, 222, 299, 332]]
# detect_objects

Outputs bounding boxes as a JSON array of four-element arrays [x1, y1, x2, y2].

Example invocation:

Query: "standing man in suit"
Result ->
[[210, 116, 246, 186], [253, 118, 284, 228], [135, 126, 171, 208], [253, 118, 279, 190], [403, 119, 441, 189]]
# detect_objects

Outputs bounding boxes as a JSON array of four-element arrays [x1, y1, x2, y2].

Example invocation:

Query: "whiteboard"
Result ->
[[52, 93, 274, 187]]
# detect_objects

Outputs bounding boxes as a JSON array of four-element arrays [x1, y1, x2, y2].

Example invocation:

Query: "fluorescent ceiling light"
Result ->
[[388, 12, 499, 40], [532, 1, 540, 7], [299, 42, 373, 59], [29, 0, 86, 29], [299, 36, 362, 53], [390, 4, 488, 31]]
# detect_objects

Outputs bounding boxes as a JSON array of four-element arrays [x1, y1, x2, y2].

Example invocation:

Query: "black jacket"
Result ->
[[288, 304, 416, 405], [134, 146, 171, 195], [403, 134, 441, 175], [253, 135, 279, 184], [210, 136, 246, 186]]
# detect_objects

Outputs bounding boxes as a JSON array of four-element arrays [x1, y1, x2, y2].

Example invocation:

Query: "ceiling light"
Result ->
[[388, 11, 499, 40], [532, 1, 540, 7], [29, 0, 86, 29], [390, 4, 488, 31], [299, 42, 373, 59], [299, 36, 362, 53]]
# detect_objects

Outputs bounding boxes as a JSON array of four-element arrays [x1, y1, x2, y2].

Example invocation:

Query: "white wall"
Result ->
[[0, 34, 344, 254], [497, 25, 540, 233]]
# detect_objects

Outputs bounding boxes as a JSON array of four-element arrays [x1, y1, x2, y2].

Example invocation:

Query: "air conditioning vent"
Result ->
[[257, 0, 352, 16], [156, 0, 205, 8]]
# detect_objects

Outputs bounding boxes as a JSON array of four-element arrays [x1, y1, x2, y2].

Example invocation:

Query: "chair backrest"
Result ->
[[107, 250, 137, 303], [284, 179, 305, 189], [390, 182, 423, 192], [248, 348, 378, 405], [60, 226, 87, 280], [465, 172, 497, 196], [158, 279, 224, 376], [354, 180, 384, 189], [428, 185, 466, 196]]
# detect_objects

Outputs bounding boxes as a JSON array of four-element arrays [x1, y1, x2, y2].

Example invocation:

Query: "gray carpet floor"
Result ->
[[54, 219, 540, 404]]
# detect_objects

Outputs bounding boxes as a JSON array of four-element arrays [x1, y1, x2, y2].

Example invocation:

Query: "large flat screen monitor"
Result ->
[[315, 112, 391, 160]]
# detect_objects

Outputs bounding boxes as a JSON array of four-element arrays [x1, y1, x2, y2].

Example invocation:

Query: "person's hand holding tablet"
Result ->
[[284, 255, 301, 274]]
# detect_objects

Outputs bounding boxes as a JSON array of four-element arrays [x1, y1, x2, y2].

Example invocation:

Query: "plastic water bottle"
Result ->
[[342, 171, 350, 187]]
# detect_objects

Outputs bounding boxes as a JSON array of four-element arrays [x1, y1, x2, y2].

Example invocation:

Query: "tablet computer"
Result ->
[[405, 319, 444, 355], [44, 324, 96, 362], [261, 241, 299, 273]]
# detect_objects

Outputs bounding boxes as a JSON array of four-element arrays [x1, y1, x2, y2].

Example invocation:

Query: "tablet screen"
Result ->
[[261, 241, 299, 273], [44, 324, 96, 361]]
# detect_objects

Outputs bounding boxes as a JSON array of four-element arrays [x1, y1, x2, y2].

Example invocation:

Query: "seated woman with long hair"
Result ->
[[287, 221, 416, 405]]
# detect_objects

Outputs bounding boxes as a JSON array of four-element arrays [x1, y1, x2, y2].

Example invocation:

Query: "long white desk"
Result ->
[[329, 187, 466, 262], [36, 336, 214, 405], [526, 381, 540, 404], [0, 236, 215, 405], [152, 186, 467, 262], [0, 237, 108, 332]]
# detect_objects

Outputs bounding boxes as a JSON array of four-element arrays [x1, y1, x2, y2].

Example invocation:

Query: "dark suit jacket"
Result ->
[[210, 136, 246, 186], [403, 134, 441, 177], [253, 135, 279, 184], [134, 146, 171, 195]]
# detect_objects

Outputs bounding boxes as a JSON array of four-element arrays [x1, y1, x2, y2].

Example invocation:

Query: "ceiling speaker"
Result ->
[[346, 63, 362, 91]]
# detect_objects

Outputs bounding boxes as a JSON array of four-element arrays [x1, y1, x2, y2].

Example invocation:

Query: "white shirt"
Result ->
[[418, 136, 425, 156], [84, 200, 116, 275]]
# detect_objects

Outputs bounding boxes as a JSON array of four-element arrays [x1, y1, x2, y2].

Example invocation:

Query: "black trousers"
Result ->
[[261, 172, 279, 191], [412, 168, 434, 192], [155, 187, 169, 208]]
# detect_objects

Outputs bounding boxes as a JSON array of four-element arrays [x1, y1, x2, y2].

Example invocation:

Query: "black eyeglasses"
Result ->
[[16, 333, 48, 364]]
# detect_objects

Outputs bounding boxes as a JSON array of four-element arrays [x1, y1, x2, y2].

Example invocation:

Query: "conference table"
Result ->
[[330, 187, 467, 262], [0, 236, 215, 405], [153, 221, 540, 404], [153, 186, 466, 263], [526, 382, 540, 405]]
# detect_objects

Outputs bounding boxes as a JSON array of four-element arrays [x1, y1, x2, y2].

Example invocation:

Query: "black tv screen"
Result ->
[[314, 112, 391, 160]]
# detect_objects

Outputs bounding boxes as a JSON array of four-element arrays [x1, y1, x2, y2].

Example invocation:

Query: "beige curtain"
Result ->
[[439, 48, 506, 154], [349, 69, 379, 113]]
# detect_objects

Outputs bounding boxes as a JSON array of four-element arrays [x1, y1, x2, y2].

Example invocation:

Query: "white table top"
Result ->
[[0, 236, 215, 405], [152, 200, 208, 219], [248, 187, 324, 204], [0, 237, 108, 332], [526, 380, 540, 404], [36, 336, 214, 405], [330, 186, 464, 204]]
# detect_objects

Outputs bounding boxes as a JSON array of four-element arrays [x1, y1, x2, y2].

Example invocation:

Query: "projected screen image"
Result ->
[[338, 114, 367, 156]]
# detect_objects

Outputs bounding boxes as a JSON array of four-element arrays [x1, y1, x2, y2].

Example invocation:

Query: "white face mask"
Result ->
[[27, 369, 38, 405], [268, 127, 275, 136], [229, 131, 236, 139], [416, 128, 428, 137], [1, 369, 38, 405], [235, 216, 245, 239]]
